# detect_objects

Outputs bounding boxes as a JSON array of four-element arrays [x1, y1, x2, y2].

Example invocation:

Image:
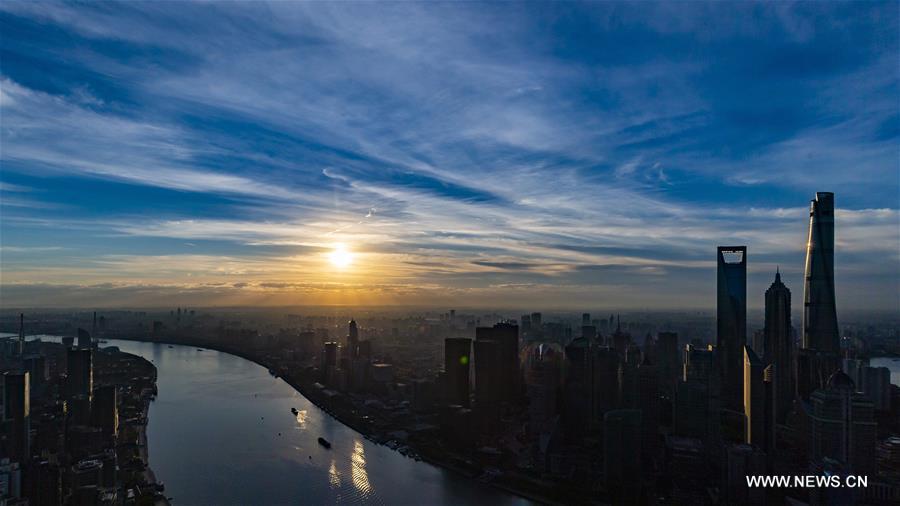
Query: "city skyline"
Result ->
[[1, 2, 898, 310]]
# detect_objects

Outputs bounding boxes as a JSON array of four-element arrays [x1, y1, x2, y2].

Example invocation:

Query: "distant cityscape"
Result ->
[[1, 192, 898, 505]]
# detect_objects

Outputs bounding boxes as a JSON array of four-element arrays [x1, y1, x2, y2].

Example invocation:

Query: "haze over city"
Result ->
[[1, 2, 898, 310]]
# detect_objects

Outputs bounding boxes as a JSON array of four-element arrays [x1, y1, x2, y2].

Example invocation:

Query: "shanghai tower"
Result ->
[[802, 192, 839, 354]]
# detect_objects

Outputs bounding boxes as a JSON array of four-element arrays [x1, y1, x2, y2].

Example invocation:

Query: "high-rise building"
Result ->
[[860, 366, 891, 411], [563, 337, 592, 440], [520, 314, 531, 335], [657, 331, 679, 397], [92, 385, 119, 438], [475, 323, 519, 401], [604, 409, 643, 503], [592, 346, 619, 424], [809, 370, 877, 476], [764, 269, 794, 423], [16, 313, 24, 357], [725, 443, 767, 505], [77, 328, 91, 349], [637, 355, 659, 458], [3, 372, 30, 464], [581, 325, 596, 341], [474, 339, 503, 407], [582, 313, 590, 326], [347, 319, 359, 359], [444, 338, 471, 407], [683, 343, 715, 383], [676, 344, 721, 445], [66, 348, 93, 400], [611, 315, 631, 356], [802, 192, 839, 354], [523, 343, 562, 436], [743, 347, 774, 453], [717, 246, 747, 412]]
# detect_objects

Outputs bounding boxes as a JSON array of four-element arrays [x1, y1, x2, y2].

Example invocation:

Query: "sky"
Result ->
[[0, 2, 897, 311]]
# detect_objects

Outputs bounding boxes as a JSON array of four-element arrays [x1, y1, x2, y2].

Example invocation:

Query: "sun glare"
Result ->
[[328, 244, 354, 269]]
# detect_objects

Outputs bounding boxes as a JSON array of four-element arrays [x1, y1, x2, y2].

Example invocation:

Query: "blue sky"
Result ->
[[0, 2, 897, 310]]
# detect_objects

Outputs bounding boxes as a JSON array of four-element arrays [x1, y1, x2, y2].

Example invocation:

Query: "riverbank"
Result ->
[[112, 335, 557, 505]]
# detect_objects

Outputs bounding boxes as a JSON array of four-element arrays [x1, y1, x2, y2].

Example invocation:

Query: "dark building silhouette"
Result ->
[[717, 246, 747, 412], [636, 355, 659, 459], [77, 327, 92, 349], [604, 409, 642, 503], [475, 323, 519, 401], [742, 346, 774, 454], [676, 344, 720, 445], [763, 269, 794, 423], [802, 192, 840, 354], [522, 343, 562, 436], [809, 371, 876, 477], [611, 314, 630, 355], [92, 385, 119, 438], [656, 331, 679, 397], [444, 338, 471, 407], [592, 346, 620, 426], [530, 312, 542, 329], [3, 372, 30, 464], [347, 319, 359, 359], [66, 348, 93, 400], [16, 313, 25, 356], [474, 339, 503, 407], [563, 337, 592, 440]]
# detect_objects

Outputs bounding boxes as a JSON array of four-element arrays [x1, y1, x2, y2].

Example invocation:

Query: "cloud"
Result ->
[[0, 2, 896, 310]]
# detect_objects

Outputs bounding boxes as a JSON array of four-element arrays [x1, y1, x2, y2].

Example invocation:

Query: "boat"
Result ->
[[196, 348, 204, 351], [318, 437, 332, 449], [167, 345, 174, 349]]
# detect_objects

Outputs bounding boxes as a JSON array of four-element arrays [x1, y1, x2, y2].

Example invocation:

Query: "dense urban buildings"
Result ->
[[1, 193, 898, 505], [0, 324, 163, 505]]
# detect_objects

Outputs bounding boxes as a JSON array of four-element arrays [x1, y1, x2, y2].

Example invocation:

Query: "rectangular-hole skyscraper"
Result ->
[[717, 246, 747, 412]]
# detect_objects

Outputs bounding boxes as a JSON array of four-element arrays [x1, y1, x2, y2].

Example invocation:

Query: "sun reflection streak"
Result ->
[[328, 459, 341, 489], [351, 440, 371, 495], [295, 409, 308, 429]]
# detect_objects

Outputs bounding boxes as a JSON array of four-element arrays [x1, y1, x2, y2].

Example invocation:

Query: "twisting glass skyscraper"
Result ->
[[802, 192, 839, 354]]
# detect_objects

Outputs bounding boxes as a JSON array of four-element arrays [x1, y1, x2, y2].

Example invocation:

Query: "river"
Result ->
[[17, 336, 531, 505]]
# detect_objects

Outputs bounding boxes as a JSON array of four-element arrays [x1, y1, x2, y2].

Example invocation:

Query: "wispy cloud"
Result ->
[[0, 2, 896, 309]]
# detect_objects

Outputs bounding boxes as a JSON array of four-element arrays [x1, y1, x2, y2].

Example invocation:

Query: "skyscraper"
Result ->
[[809, 370, 877, 476], [475, 323, 520, 401], [802, 192, 839, 354], [743, 346, 773, 452], [717, 246, 747, 411], [77, 327, 91, 349], [604, 409, 643, 503], [66, 348, 93, 400], [656, 331, 679, 397], [347, 319, 359, 359], [16, 313, 24, 356], [764, 269, 794, 423], [444, 338, 471, 407], [3, 372, 30, 464], [474, 339, 503, 415]]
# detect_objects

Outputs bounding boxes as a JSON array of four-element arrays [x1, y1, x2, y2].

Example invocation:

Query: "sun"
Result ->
[[328, 244, 354, 269]]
